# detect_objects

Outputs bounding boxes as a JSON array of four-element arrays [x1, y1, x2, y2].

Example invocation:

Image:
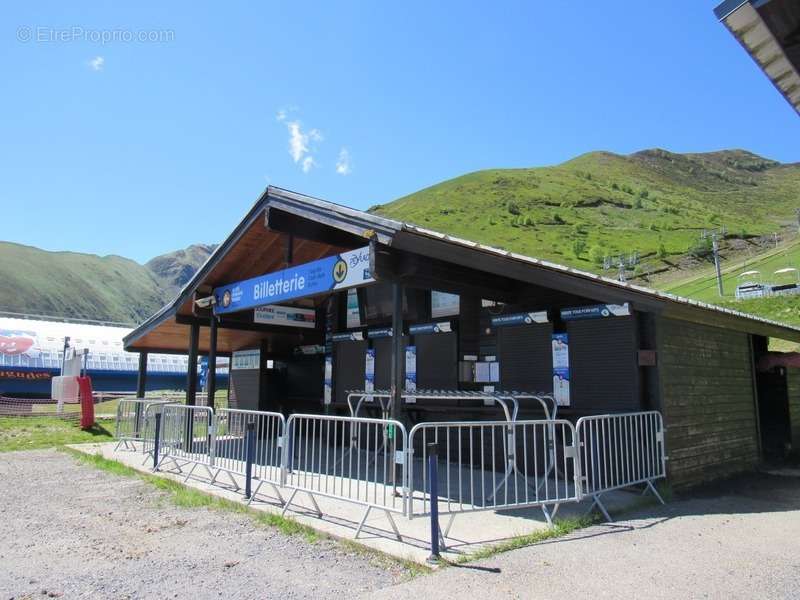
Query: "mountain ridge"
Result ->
[[3, 147, 799, 324]]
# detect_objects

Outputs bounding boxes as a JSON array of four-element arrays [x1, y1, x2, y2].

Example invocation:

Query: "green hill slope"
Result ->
[[372, 149, 800, 276], [0, 242, 214, 323]]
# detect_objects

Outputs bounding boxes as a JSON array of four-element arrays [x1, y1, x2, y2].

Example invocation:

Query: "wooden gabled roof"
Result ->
[[124, 185, 800, 354]]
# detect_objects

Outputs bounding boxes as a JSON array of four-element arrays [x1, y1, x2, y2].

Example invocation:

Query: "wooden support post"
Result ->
[[136, 352, 148, 398], [389, 282, 403, 422], [135, 351, 148, 434], [207, 317, 218, 410], [186, 322, 200, 406]]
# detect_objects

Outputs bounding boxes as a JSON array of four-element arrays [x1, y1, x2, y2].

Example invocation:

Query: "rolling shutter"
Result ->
[[416, 332, 457, 390], [567, 316, 638, 411], [333, 340, 367, 404], [498, 323, 554, 392]]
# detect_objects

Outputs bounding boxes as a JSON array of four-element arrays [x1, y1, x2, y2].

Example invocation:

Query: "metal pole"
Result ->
[[153, 412, 162, 471], [245, 421, 255, 499], [427, 442, 441, 563], [712, 234, 724, 297], [207, 317, 218, 410], [60, 336, 70, 375]]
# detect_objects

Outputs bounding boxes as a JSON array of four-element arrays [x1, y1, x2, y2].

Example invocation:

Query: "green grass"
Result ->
[[444, 515, 596, 565], [0, 417, 113, 452], [374, 149, 800, 278], [665, 238, 800, 303]]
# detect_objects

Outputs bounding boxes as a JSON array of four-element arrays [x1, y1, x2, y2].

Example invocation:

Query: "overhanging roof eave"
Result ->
[[123, 189, 273, 350]]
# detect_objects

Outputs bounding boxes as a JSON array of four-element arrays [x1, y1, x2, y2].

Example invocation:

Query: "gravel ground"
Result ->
[[0, 450, 407, 600], [4, 450, 800, 600], [368, 471, 800, 599]]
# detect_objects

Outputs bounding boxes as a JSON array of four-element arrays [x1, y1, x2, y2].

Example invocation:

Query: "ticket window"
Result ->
[[497, 324, 554, 392], [285, 356, 324, 400], [415, 332, 458, 390], [333, 339, 367, 405], [566, 317, 639, 411]]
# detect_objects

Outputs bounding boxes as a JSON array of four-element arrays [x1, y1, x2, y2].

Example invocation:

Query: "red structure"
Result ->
[[78, 376, 95, 429]]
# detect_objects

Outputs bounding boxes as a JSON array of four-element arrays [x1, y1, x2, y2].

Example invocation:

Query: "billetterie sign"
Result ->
[[214, 246, 373, 315]]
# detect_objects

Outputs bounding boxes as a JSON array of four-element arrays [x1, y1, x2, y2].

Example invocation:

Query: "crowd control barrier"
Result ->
[[155, 404, 216, 480], [576, 411, 667, 521], [213, 408, 286, 505], [114, 398, 172, 451], [407, 419, 580, 530], [116, 404, 669, 549], [282, 413, 408, 540]]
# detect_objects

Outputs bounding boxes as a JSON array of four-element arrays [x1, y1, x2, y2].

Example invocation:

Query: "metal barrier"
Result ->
[[407, 419, 580, 531], [576, 411, 667, 521], [156, 404, 216, 481], [213, 408, 286, 505], [114, 398, 172, 451], [112, 401, 669, 548], [282, 413, 408, 540]]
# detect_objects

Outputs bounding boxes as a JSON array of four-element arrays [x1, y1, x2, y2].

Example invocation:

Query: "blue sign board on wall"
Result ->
[[560, 303, 630, 321], [551, 333, 570, 406], [213, 246, 373, 315], [490, 311, 548, 328]]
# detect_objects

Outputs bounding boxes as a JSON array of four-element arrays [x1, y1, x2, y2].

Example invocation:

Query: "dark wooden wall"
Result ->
[[657, 317, 759, 489], [786, 367, 800, 450]]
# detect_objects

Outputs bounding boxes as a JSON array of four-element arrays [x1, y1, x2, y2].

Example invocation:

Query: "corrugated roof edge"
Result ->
[[123, 188, 272, 348], [400, 222, 800, 337]]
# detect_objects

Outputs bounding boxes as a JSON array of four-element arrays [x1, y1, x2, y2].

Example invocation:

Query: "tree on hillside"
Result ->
[[573, 239, 587, 258]]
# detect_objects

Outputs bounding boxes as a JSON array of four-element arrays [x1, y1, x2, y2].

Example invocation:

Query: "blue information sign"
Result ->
[[560, 303, 630, 321], [490, 311, 548, 328], [213, 246, 373, 315]]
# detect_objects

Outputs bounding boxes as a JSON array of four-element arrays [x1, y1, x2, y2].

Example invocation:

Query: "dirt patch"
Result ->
[[0, 450, 407, 599]]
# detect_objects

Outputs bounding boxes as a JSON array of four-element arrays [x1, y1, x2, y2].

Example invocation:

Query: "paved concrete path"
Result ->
[[368, 471, 800, 599]]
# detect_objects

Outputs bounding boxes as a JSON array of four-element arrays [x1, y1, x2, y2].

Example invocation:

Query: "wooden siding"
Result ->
[[658, 317, 758, 488], [786, 368, 800, 450]]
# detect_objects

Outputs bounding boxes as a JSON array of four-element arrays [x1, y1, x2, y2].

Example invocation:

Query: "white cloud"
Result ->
[[282, 116, 322, 172], [88, 56, 105, 71], [276, 106, 299, 122], [336, 147, 352, 175], [301, 156, 316, 173]]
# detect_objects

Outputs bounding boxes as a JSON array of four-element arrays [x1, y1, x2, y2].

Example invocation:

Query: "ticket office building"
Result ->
[[124, 187, 800, 489]]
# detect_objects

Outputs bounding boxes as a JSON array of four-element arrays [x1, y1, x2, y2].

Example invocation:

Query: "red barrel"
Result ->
[[78, 376, 95, 429]]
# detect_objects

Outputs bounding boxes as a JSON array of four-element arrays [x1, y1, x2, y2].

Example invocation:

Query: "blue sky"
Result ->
[[2, 1, 798, 263]]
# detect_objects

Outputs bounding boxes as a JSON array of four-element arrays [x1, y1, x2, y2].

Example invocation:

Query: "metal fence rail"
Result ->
[[576, 411, 667, 521], [282, 413, 408, 539], [213, 408, 286, 504], [110, 403, 669, 548], [156, 404, 216, 481], [114, 398, 172, 451], [407, 419, 580, 529]]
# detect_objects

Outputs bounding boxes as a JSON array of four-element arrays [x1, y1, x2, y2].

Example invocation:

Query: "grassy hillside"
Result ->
[[0, 242, 164, 323], [373, 149, 800, 278], [146, 243, 216, 297], [0, 242, 213, 324], [665, 238, 800, 302]]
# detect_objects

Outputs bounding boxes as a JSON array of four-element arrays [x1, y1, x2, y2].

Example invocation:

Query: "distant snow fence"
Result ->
[[119, 404, 667, 550]]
